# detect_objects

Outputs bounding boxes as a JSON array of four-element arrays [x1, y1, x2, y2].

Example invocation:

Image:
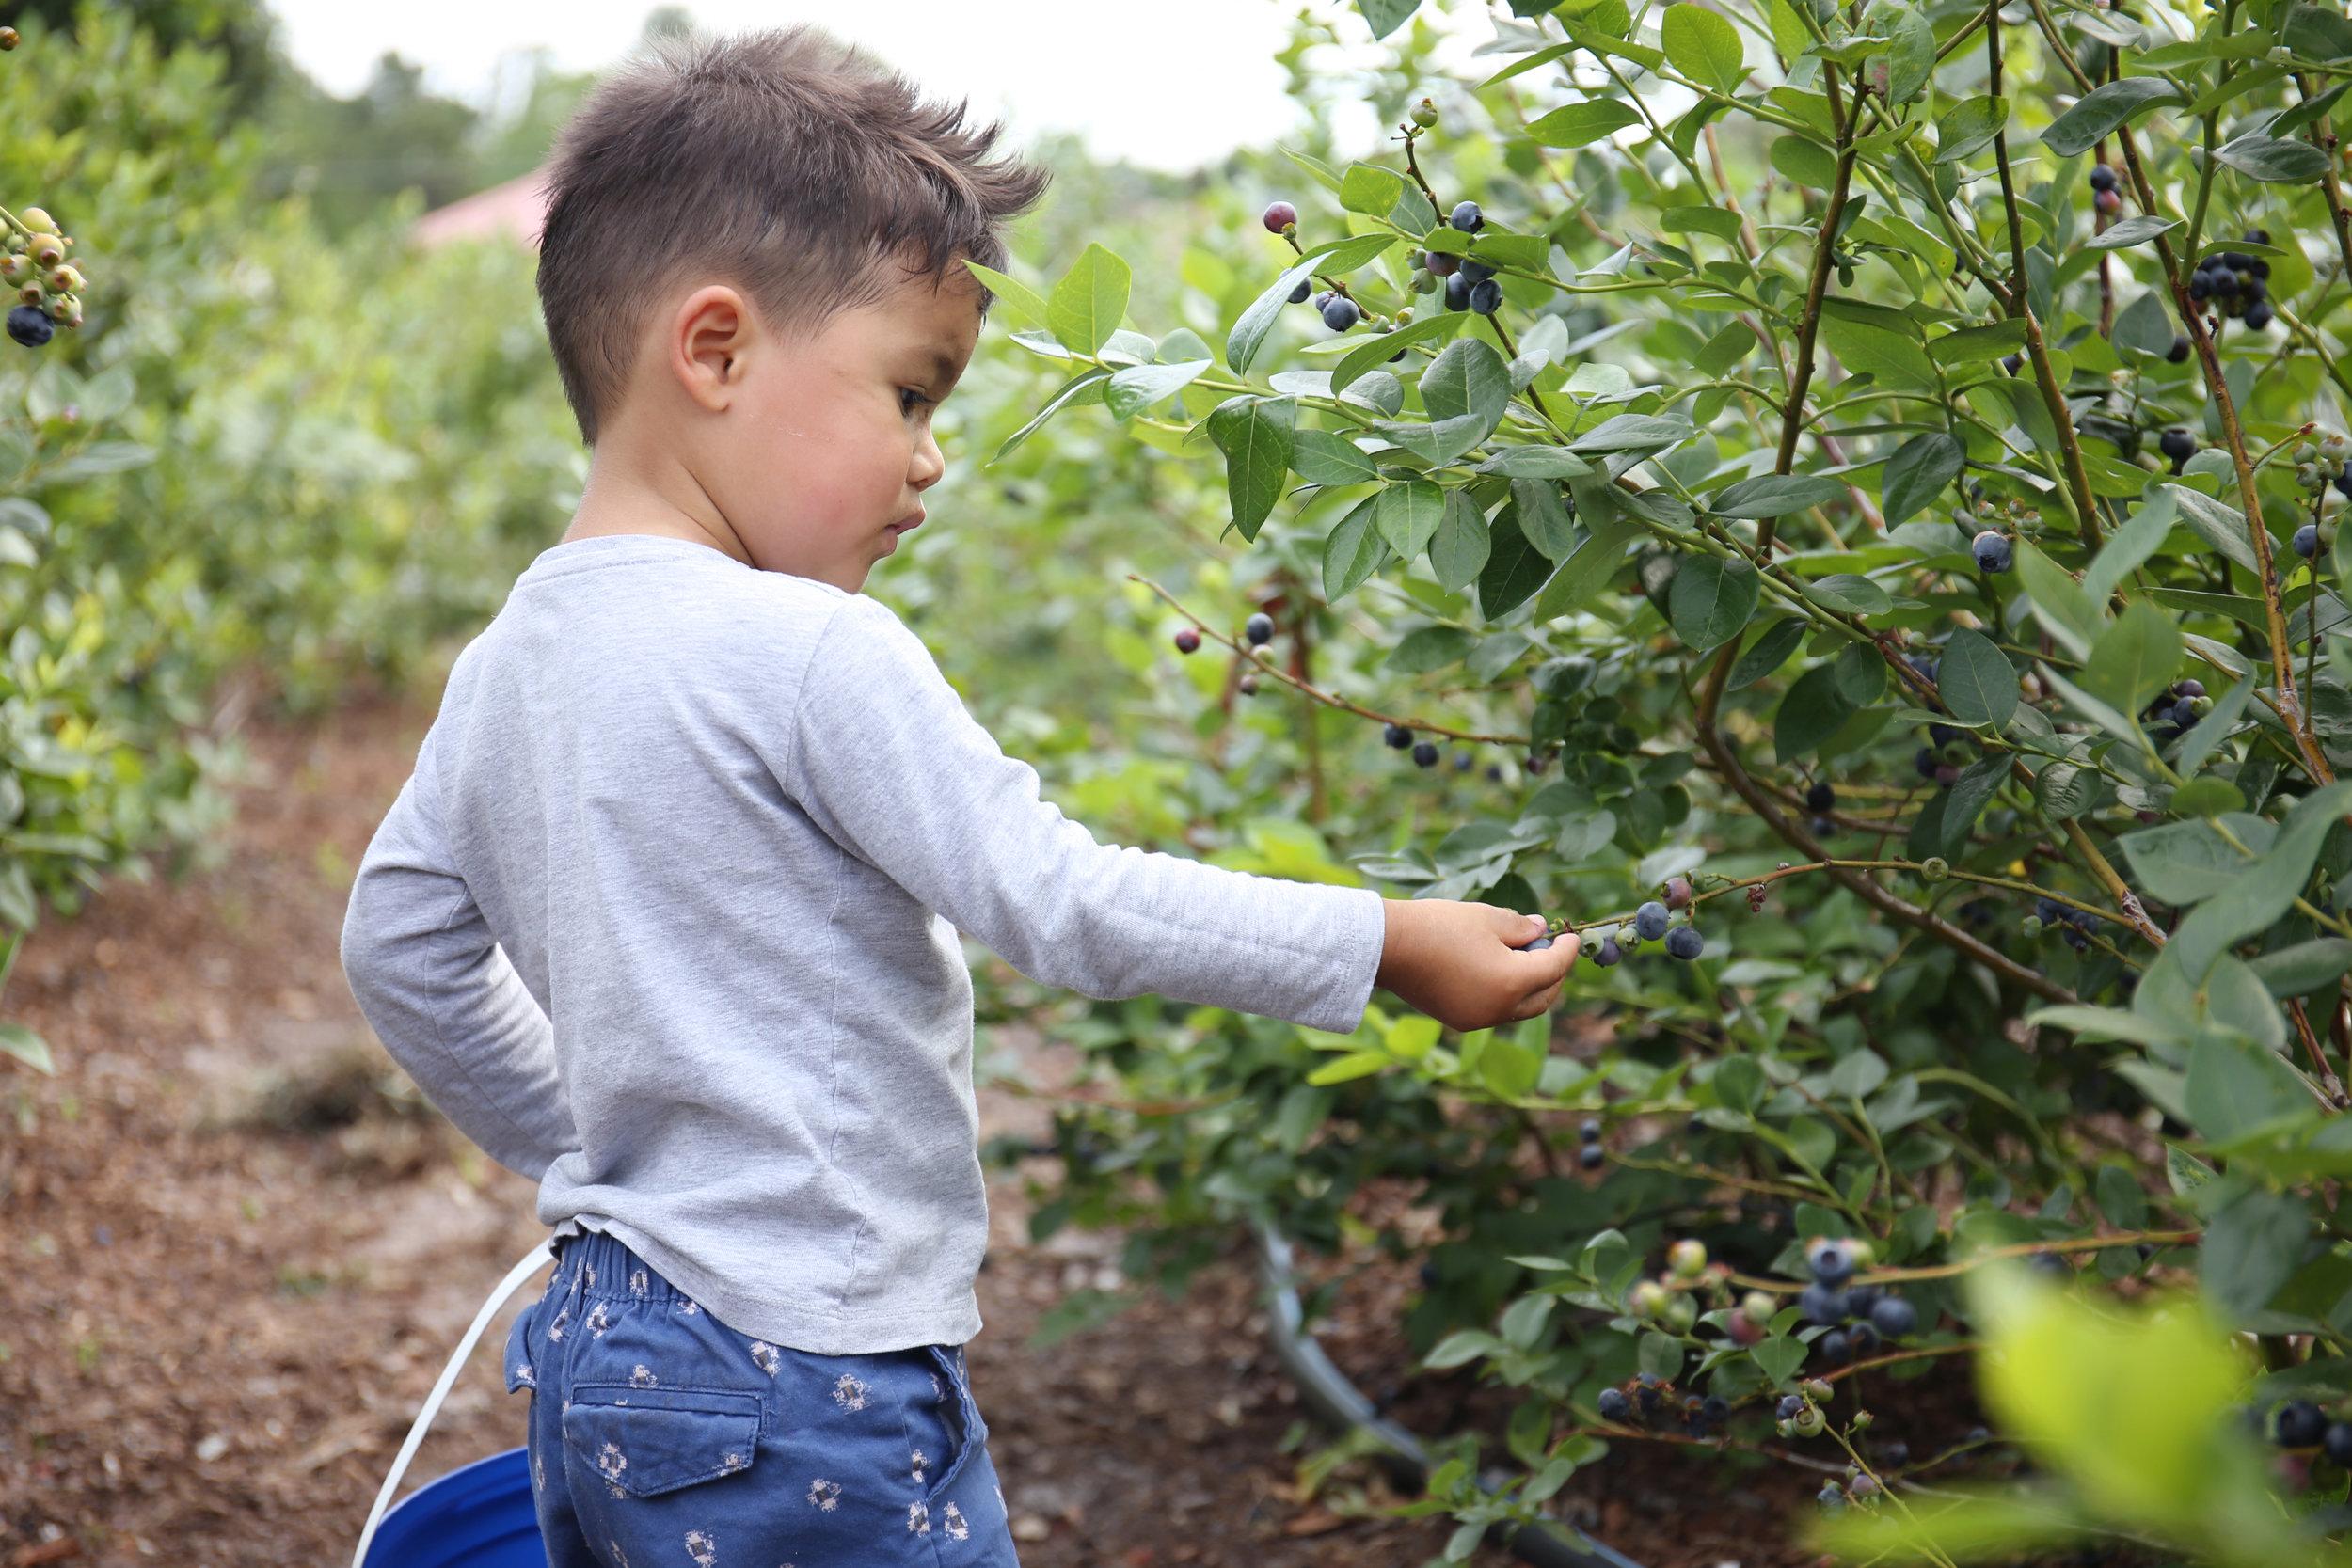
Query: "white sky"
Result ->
[[266, 0, 1346, 172]]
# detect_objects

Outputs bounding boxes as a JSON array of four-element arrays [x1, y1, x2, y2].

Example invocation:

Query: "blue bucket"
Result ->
[[361, 1447, 545, 1567]]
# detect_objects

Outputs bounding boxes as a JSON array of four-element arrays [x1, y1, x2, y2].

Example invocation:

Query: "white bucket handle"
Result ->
[[351, 1240, 556, 1568]]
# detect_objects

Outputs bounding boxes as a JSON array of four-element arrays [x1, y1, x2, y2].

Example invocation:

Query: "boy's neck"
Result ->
[[564, 433, 749, 564]]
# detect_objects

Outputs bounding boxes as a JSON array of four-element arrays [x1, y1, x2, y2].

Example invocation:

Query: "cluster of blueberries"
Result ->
[[2026, 895, 2104, 952], [1597, 1376, 1733, 1440], [1577, 1115, 1604, 1170], [2185, 233, 2276, 333], [2142, 676, 2210, 741], [2087, 161, 2123, 216], [2269, 1399, 2352, 1465], [1804, 779, 1837, 839], [1591, 882, 1706, 964], [1799, 1238, 1920, 1366], [1913, 721, 1971, 789]]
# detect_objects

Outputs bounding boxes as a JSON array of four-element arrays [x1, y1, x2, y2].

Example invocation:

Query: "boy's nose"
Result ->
[[910, 428, 945, 492]]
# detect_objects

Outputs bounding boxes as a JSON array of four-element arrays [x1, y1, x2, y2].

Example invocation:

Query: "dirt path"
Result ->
[[0, 699, 1810, 1567]]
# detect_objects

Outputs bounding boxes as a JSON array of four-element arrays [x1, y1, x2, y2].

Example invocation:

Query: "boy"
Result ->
[[342, 26, 1575, 1567]]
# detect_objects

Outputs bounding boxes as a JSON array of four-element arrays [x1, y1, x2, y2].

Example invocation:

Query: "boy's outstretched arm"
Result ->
[[1378, 900, 1579, 1031], [785, 596, 1575, 1036], [341, 734, 577, 1180]]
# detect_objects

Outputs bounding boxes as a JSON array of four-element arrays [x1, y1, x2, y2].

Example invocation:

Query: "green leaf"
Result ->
[[1881, 5, 1936, 103], [1475, 446, 1592, 479], [1419, 338, 1513, 429], [1774, 663, 1859, 762], [1942, 755, 2010, 855], [1479, 501, 1554, 619], [2202, 1190, 2310, 1322], [2169, 776, 2246, 818], [1934, 95, 2010, 164], [1047, 243, 1133, 356], [2040, 663, 2142, 743], [1104, 359, 1211, 421], [1291, 429, 1380, 486], [2082, 488, 2176, 601], [1715, 1054, 1766, 1112], [1834, 641, 1885, 705], [1369, 414, 1490, 467], [2167, 484, 2263, 577], [1424, 1329, 1502, 1369], [1692, 321, 1758, 375], [1821, 316, 1936, 390], [1667, 556, 1761, 651], [1809, 574, 1892, 616], [1728, 617, 1806, 690], [1429, 487, 1492, 592], [2119, 817, 2256, 903], [2186, 1032, 2310, 1140], [1659, 204, 1744, 241], [2041, 79, 2185, 157], [2077, 600, 2185, 718], [1311, 232, 1406, 275], [1770, 135, 1840, 189], [1513, 477, 1578, 561], [2016, 540, 2103, 659], [2172, 783, 2352, 981], [1880, 433, 1965, 527], [1357, 0, 1422, 40], [1752, 1337, 1808, 1387], [1308, 1050, 1393, 1085], [1205, 395, 1297, 543], [1570, 413, 1697, 452], [2095, 1164, 2149, 1230], [2086, 214, 2182, 251], [1939, 628, 2018, 729], [2216, 134, 2334, 182], [1662, 2, 1746, 92], [1323, 495, 1390, 602], [1338, 162, 1406, 217], [961, 260, 1049, 325], [1226, 257, 1320, 375], [993, 368, 1112, 462], [2249, 939, 2352, 998], [1929, 318, 2028, 366], [1526, 99, 1645, 148], [0, 1021, 51, 1074], [1387, 626, 1473, 673], [1711, 473, 1845, 518], [2036, 753, 2098, 819], [1332, 309, 1468, 393], [1375, 481, 1448, 558], [1637, 1332, 1683, 1383]]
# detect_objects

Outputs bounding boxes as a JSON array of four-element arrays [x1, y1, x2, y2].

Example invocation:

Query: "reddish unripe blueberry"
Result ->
[[1664, 876, 1691, 910], [2094, 188, 2122, 214], [1173, 626, 1200, 655], [1263, 200, 1297, 233]]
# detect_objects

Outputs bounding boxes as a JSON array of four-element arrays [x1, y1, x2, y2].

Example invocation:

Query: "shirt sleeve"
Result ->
[[341, 728, 577, 1179], [782, 594, 1386, 1034]]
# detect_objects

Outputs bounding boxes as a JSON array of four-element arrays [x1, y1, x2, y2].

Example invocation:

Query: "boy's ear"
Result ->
[[671, 285, 755, 413]]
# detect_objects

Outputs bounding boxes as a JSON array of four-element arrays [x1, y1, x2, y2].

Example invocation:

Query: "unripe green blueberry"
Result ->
[[1410, 97, 1438, 129], [2296, 443, 2319, 465], [1920, 856, 1949, 882], [43, 265, 78, 293], [1667, 1238, 1708, 1277], [1661, 1291, 1698, 1333], [1394, 306, 1414, 325], [18, 208, 56, 236], [1629, 1279, 1671, 1319], [1795, 1407, 1826, 1436], [45, 292, 72, 322], [0, 254, 28, 284], [16, 283, 40, 307], [1409, 267, 1436, 293], [1740, 1291, 1778, 1324], [2021, 913, 2043, 938], [28, 233, 62, 267]]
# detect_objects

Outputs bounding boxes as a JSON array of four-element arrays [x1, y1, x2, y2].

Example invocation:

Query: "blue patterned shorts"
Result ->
[[504, 1229, 1020, 1567]]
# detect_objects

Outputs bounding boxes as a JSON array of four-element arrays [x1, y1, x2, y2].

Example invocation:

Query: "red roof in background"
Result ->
[[412, 169, 551, 249]]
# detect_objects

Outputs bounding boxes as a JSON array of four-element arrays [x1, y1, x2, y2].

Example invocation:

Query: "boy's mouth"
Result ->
[[887, 510, 925, 537]]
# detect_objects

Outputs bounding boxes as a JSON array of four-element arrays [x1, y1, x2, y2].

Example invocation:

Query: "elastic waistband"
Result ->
[[549, 1227, 694, 1307]]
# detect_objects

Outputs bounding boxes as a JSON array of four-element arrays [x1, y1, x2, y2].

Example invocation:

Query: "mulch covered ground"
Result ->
[[0, 697, 1864, 1568]]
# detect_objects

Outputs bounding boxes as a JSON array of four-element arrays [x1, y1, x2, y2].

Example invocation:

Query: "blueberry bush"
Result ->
[[972, 0, 2352, 1557]]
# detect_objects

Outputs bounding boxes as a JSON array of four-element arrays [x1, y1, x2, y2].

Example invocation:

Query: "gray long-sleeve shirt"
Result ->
[[341, 535, 1385, 1354]]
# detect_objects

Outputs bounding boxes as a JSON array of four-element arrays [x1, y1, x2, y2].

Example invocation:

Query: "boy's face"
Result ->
[[661, 264, 985, 593]]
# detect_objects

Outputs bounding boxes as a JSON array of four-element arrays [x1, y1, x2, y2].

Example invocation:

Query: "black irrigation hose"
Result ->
[[1256, 1224, 1649, 1568]]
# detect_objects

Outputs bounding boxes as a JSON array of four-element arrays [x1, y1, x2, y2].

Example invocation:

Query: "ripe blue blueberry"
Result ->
[[2326, 1422, 2352, 1467], [1579, 1117, 1601, 1143], [1806, 781, 1836, 813], [1523, 935, 1553, 950], [2278, 1400, 2328, 1449], [1412, 740, 1439, 768], [1633, 901, 1670, 942], [1384, 723, 1413, 749], [1848, 1322, 1880, 1357], [1246, 610, 1275, 645], [1594, 937, 1623, 967], [1454, 749, 1474, 771], [1457, 259, 1496, 284], [1321, 295, 1360, 332], [1288, 279, 1311, 304], [2296, 523, 2320, 560], [1701, 1394, 1730, 1424], [1777, 1395, 1804, 1420], [1469, 278, 1502, 315], [1450, 199, 1484, 232], [2246, 300, 2275, 331], [1842, 1284, 1880, 1317], [1971, 531, 2013, 573], [1597, 1386, 1630, 1421], [2159, 428, 2195, 461], [1800, 1282, 1849, 1324], [1665, 926, 1705, 960], [1444, 272, 1470, 311], [1870, 1295, 1917, 1338], [1579, 1143, 1605, 1170], [6, 304, 51, 348], [1809, 1240, 1856, 1286], [2168, 334, 2190, 363], [1818, 1329, 1853, 1365], [1425, 249, 1460, 277]]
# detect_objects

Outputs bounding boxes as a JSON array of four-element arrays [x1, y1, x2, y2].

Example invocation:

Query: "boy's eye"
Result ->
[[899, 388, 934, 415]]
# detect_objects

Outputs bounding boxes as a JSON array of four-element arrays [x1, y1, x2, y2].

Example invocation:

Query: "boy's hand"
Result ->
[[1375, 898, 1578, 1032]]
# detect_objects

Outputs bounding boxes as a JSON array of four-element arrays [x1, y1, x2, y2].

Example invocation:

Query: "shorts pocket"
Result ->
[[562, 1385, 763, 1497], [503, 1304, 539, 1393]]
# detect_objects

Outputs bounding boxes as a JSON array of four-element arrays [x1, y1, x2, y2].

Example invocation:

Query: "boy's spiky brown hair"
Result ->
[[536, 26, 1049, 444]]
